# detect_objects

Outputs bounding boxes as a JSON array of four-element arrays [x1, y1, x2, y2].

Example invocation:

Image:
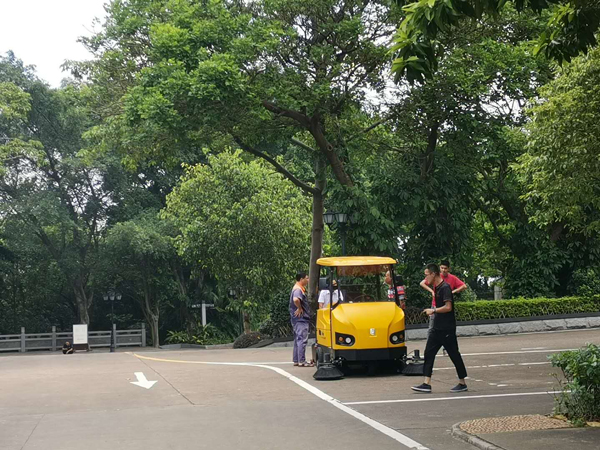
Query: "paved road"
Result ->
[[1, 328, 598, 450]]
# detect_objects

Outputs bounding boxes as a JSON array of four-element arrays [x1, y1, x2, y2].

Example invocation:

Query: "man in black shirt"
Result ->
[[411, 263, 468, 393], [62, 341, 74, 355]]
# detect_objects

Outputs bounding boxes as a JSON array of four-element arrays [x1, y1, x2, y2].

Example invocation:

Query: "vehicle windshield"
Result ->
[[334, 264, 392, 303]]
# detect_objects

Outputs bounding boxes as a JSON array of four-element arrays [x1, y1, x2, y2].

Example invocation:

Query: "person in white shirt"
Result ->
[[318, 279, 343, 308]]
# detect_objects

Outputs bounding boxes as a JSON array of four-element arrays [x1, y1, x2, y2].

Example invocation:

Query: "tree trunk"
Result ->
[[141, 302, 160, 348], [243, 311, 251, 334], [173, 262, 197, 334], [308, 156, 326, 304], [309, 118, 354, 187], [150, 314, 159, 348], [141, 279, 160, 347], [73, 280, 92, 324], [420, 123, 439, 181]]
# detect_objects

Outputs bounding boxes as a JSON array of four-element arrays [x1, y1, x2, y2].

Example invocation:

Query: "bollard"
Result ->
[[52, 326, 57, 351], [141, 323, 146, 347], [20, 327, 26, 353], [113, 323, 117, 349]]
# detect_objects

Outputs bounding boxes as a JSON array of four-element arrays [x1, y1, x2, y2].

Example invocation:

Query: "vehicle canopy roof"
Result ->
[[316, 256, 397, 267]]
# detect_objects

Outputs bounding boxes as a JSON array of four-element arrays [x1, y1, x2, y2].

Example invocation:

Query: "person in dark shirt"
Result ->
[[411, 263, 468, 393], [62, 341, 74, 354]]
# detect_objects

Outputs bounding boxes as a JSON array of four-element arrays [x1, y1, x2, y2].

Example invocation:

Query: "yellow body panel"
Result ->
[[317, 256, 397, 267], [316, 302, 405, 351]]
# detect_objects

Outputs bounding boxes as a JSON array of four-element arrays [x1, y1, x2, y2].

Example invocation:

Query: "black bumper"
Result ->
[[334, 346, 407, 362]]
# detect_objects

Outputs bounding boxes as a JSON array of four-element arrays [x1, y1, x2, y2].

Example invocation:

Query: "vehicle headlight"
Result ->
[[389, 331, 405, 345], [335, 333, 355, 346]]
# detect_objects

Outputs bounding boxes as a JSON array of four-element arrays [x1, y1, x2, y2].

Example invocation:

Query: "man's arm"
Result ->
[[450, 274, 468, 295], [453, 284, 468, 295], [293, 297, 303, 317], [317, 291, 325, 309], [420, 279, 434, 294], [425, 286, 452, 315]]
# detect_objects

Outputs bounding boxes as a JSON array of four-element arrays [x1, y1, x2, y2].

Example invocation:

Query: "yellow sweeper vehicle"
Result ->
[[312, 256, 423, 380]]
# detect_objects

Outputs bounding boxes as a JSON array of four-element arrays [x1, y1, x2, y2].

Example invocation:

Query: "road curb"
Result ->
[[451, 422, 507, 450]]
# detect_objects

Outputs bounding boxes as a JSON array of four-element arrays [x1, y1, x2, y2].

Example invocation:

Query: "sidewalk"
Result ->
[[452, 415, 600, 450]]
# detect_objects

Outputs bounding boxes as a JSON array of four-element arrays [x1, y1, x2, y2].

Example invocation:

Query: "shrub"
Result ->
[[454, 296, 600, 322], [550, 344, 600, 424], [165, 324, 230, 345], [258, 291, 293, 338], [403, 295, 600, 325], [459, 286, 478, 303], [568, 269, 598, 298], [233, 331, 265, 349]]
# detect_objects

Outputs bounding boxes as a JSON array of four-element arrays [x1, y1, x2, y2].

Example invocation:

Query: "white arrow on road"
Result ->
[[130, 372, 157, 389]]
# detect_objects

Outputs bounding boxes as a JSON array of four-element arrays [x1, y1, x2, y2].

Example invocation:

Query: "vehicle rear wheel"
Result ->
[[315, 346, 324, 369]]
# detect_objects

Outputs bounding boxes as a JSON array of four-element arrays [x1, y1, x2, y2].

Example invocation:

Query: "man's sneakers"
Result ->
[[411, 383, 468, 393], [411, 383, 432, 393], [450, 383, 468, 393]]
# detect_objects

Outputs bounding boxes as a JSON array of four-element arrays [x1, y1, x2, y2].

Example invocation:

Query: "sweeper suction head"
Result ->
[[402, 349, 425, 376], [313, 353, 344, 380]]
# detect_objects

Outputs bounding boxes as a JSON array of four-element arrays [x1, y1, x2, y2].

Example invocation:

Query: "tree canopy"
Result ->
[[2, 0, 600, 341]]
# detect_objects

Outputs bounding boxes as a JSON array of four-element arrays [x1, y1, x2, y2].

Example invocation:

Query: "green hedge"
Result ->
[[454, 296, 600, 322], [404, 295, 600, 325]]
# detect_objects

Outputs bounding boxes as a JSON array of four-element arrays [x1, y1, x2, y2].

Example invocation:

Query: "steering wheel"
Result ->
[[352, 294, 374, 302]]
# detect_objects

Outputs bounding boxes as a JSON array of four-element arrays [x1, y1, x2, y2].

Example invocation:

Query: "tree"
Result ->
[[0, 53, 108, 324], [517, 47, 600, 236], [74, 0, 403, 299], [346, 10, 563, 297], [0, 219, 77, 333], [102, 212, 177, 346], [164, 151, 311, 333], [391, 0, 600, 82]]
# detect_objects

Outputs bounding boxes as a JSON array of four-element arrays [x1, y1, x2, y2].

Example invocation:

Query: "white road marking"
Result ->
[[130, 372, 157, 389], [257, 364, 429, 449], [460, 348, 576, 356], [521, 347, 546, 350], [344, 390, 563, 406], [133, 354, 430, 450], [518, 362, 551, 366], [434, 361, 551, 371]]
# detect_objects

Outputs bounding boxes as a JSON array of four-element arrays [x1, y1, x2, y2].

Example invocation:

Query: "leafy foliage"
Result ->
[[0, 53, 109, 324], [391, 0, 600, 81], [164, 151, 311, 329], [517, 47, 600, 236], [165, 324, 230, 345], [259, 291, 294, 338], [551, 344, 600, 423], [455, 296, 600, 321]]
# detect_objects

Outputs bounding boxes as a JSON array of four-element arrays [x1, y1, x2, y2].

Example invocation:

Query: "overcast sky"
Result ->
[[0, 0, 108, 87]]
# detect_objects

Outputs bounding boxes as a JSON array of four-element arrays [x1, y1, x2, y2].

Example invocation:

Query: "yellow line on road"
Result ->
[[132, 353, 252, 366]]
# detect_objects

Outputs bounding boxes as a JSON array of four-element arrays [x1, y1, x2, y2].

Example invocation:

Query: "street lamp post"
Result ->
[[103, 291, 122, 352], [323, 211, 349, 255]]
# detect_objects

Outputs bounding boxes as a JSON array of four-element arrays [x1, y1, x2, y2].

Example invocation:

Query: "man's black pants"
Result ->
[[423, 329, 467, 379]]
